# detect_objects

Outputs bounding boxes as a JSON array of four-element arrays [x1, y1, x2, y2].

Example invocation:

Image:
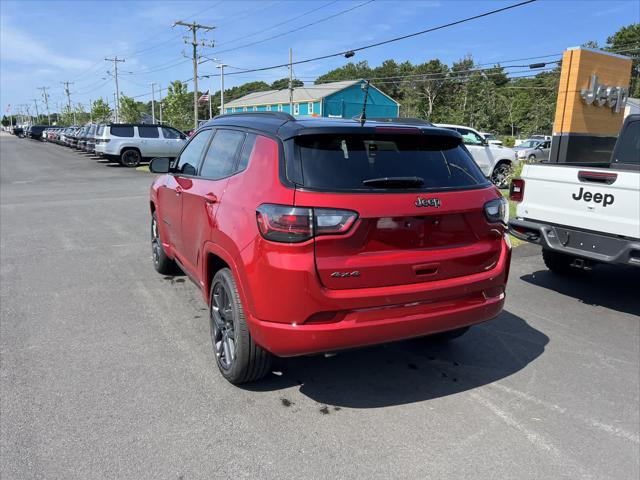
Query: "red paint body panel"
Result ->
[[150, 129, 512, 358]]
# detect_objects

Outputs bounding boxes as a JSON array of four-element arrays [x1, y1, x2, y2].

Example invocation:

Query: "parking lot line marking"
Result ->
[[489, 382, 639, 444]]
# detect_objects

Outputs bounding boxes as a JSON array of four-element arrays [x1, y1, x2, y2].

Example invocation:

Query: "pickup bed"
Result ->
[[509, 114, 640, 271]]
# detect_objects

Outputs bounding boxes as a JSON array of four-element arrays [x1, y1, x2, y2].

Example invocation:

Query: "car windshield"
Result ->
[[295, 133, 488, 192], [484, 134, 497, 140], [520, 140, 540, 148]]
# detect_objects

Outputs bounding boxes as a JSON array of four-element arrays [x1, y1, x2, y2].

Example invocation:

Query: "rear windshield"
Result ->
[[96, 125, 104, 135], [295, 134, 488, 191]]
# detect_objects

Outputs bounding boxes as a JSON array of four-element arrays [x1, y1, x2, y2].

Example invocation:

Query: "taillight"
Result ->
[[509, 178, 525, 202], [484, 197, 508, 225], [256, 204, 358, 243]]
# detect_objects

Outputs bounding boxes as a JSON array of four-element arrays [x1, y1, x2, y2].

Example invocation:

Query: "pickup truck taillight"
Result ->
[[510, 179, 525, 202], [256, 204, 358, 243]]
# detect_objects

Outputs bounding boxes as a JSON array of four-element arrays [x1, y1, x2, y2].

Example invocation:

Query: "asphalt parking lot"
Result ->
[[1, 132, 638, 479]]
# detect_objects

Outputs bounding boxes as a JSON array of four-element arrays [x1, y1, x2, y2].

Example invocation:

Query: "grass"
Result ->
[[501, 188, 525, 247]]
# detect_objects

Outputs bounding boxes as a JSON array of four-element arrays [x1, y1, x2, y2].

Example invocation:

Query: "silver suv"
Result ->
[[94, 124, 187, 167]]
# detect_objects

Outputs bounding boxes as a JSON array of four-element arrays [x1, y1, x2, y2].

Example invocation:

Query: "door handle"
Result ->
[[175, 186, 183, 196], [204, 193, 218, 204]]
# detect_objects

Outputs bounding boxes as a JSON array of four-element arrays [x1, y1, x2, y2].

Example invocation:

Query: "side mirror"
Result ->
[[181, 164, 197, 176], [150, 157, 171, 173]]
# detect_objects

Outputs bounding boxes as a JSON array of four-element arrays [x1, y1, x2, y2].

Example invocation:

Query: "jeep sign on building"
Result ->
[[549, 47, 633, 164]]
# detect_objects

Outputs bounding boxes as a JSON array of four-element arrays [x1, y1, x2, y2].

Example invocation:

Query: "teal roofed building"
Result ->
[[223, 80, 400, 118]]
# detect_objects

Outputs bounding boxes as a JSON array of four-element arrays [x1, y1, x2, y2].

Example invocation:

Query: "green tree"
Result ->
[[119, 94, 142, 123], [605, 23, 640, 96], [315, 61, 372, 84], [91, 98, 112, 123], [270, 78, 303, 90], [163, 80, 193, 131]]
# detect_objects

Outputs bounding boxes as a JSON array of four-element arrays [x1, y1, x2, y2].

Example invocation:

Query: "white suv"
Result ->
[[436, 124, 518, 188], [94, 124, 187, 167]]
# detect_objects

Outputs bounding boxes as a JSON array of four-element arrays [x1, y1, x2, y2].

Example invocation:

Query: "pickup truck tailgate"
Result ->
[[516, 164, 640, 239]]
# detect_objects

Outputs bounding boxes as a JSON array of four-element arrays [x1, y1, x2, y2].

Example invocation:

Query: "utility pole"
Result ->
[[288, 48, 293, 115], [217, 63, 226, 114], [174, 20, 214, 130], [89, 98, 93, 123], [208, 78, 212, 119], [61, 81, 74, 124], [105, 56, 125, 122], [38, 86, 51, 125], [31, 99, 39, 123], [150, 83, 157, 123]]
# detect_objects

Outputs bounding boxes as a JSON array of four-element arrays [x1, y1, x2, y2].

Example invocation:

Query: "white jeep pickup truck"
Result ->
[[509, 114, 640, 272]]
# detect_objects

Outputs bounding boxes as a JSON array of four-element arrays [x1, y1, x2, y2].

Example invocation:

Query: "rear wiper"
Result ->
[[362, 176, 425, 188]]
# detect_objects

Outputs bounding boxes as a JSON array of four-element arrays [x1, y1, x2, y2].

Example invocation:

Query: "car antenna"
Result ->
[[356, 80, 370, 126]]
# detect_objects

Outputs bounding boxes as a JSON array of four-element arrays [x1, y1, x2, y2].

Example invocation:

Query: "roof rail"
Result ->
[[367, 117, 434, 126], [213, 111, 296, 122]]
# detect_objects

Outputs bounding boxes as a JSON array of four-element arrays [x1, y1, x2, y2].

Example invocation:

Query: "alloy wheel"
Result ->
[[151, 215, 161, 265], [122, 150, 140, 167], [491, 164, 511, 189], [210, 279, 236, 370]]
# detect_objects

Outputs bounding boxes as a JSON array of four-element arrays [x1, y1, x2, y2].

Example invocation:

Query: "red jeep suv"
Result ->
[[149, 112, 511, 384]]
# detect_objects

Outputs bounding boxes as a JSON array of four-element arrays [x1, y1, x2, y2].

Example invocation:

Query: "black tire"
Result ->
[[429, 326, 470, 342], [491, 162, 512, 189], [120, 148, 142, 167], [528, 154, 536, 162], [151, 212, 178, 274], [209, 268, 272, 384], [542, 248, 575, 275]]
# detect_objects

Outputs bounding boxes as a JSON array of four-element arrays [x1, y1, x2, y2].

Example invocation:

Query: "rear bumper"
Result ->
[[509, 218, 640, 266], [250, 291, 504, 357], [243, 238, 511, 357]]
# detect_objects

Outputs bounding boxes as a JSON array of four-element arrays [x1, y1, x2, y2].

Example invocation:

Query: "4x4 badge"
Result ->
[[415, 197, 441, 208]]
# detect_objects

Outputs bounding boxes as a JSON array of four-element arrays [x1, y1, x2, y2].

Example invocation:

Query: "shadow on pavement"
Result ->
[[244, 311, 547, 408], [521, 265, 640, 316]]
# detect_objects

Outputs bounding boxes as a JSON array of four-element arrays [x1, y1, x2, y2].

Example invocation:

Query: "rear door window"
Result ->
[[199, 129, 246, 179], [295, 133, 488, 191], [138, 126, 159, 138], [110, 125, 134, 137]]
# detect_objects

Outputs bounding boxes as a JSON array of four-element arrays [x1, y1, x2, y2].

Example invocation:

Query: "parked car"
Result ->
[[84, 124, 98, 153], [148, 112, 512, 384], [12, 126, 24, 137], [27, 125, 48, 140], [513, 139, 551, 162], [94, 123, 186, 167], [77, 125, 94, 151], [509, 114, 639, 271], [481, 132, 503, 146], [435, 123, 518, 188]]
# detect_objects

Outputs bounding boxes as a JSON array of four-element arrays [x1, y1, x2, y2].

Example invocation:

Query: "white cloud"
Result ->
[[0, 25, 93, 71]]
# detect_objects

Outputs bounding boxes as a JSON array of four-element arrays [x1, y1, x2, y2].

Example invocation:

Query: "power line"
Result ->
[[215, 0, 340, 47], [213, 0, 376, 56], [220, 0, 539, 77]]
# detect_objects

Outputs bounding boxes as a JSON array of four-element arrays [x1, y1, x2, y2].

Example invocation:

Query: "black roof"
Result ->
[[201, 112, 459, 141]]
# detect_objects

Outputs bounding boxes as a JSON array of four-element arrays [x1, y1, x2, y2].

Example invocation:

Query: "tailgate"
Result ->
[[517, 164, 640, 239], [296, 187, 503, 290]]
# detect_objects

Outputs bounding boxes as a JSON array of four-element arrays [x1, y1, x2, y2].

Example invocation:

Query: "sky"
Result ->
[[1, 0, 638, 116]]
